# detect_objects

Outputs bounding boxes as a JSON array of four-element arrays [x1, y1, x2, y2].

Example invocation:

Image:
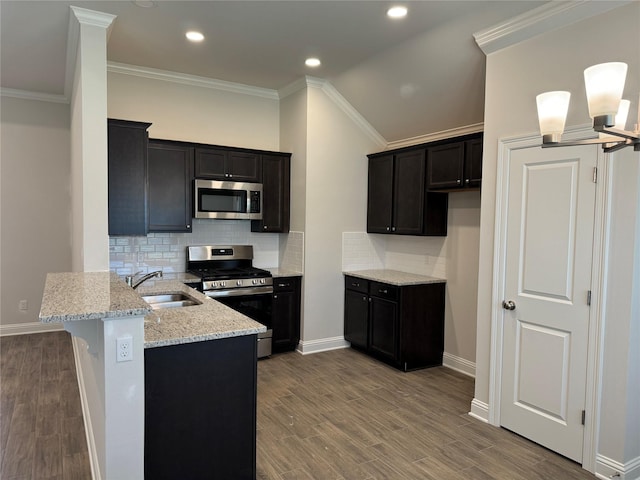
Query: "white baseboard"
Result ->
[[296, 336, 350, 355], [442, 352, 476, 377], [71, 337, 101, 480], [469, 398, 490, 423], [0, 321, 63, 336], [596, 454, 640, 480]]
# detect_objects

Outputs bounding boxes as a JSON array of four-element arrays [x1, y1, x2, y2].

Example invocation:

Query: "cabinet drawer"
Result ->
[[273, 277, 299, 292], [344, 276, 368, 294], [370, 282, 398, 301]]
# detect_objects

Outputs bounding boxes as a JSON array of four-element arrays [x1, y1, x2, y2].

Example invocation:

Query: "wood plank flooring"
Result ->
[[1, 332, 598, 479], [0, 332, 91, 480], [256, 348, 598, 480]]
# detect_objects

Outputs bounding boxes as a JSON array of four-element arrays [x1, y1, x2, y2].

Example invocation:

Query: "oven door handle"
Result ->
[[205, 286, 274, 298]]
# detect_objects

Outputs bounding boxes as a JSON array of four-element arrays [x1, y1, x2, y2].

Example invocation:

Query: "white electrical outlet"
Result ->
[[117, 336, 133, 362], [18, 300, 28, 311]]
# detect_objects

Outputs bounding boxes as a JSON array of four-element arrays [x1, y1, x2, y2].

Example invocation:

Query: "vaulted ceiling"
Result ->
[[1, 1, 548, 142]]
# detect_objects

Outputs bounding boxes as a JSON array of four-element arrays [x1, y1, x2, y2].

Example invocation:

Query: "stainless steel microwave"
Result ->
[[194, 179, 262, 220]]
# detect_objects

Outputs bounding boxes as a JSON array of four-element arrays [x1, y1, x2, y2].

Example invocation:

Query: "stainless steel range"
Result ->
[[187, 245, 273, 358]]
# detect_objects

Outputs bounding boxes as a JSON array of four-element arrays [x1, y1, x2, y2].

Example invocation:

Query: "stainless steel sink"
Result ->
[[141, 293, 202, 310]]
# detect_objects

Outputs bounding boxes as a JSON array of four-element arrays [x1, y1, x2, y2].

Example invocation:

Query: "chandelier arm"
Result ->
[[541, 138, 608, 148], [595, 127, 640, 142], [603, 140, 634, 154]]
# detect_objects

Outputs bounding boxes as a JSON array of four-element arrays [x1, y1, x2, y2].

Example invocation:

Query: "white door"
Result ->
[[500, 145, 596, 463]]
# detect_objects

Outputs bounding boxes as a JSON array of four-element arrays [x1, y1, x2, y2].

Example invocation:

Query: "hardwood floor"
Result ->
[[1, 332, 597, 479], [0, 332, 91, 480]]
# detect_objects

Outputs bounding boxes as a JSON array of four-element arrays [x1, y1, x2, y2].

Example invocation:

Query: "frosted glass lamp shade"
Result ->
[[584, 62, 628, 119], [614, 99, 631, 130], [536, 91, 571, 140]]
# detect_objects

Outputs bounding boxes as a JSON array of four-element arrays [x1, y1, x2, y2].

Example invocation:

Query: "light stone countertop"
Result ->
[[40, 273, 265, 349], [343, 269, 446, 286], [137, 280, 266, 349], [267, 268, 302, 278], [40, 272, 151, 323]]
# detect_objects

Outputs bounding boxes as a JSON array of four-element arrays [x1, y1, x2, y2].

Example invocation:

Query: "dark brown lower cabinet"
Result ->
[[272, 276, 301, 353], [145, 335, 257, 479], [344, 275, 445, 371]]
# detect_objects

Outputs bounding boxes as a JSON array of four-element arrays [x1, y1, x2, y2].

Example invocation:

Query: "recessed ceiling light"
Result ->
[[305, 58, 321, 67], [387, 6, 408, 18], [186, 31, 205, 42]]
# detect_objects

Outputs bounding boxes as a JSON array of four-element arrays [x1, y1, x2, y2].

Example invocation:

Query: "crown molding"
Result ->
[[0, 88, 69, 104], [64, 7, 117, 104], [107, 62, 279, 100], [70, 6, 117, 29], [474, 0, 632, 55], [386, 123, 484, 150], [279, 76, 386, 148]]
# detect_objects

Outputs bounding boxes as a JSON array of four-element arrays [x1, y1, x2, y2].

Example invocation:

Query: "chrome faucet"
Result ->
[[125, 270, 163, 289]]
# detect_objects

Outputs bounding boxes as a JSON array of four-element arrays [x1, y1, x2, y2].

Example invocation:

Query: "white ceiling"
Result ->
[[0, 0, 547, 142]]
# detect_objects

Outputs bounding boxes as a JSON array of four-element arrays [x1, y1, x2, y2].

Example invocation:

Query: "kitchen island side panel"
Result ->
[[144, 334, 258, 480]]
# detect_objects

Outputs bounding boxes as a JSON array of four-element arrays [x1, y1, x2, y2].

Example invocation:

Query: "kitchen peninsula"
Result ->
[[39, 272, 265, 480]]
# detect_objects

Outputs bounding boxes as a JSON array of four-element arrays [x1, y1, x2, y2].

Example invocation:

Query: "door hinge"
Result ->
[[581, 410, 586, 425], [593, 167, 598, 183], [587, 290, 592, 306]]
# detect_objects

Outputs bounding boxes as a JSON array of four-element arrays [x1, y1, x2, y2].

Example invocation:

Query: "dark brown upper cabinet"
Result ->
[[367, 149, 448, 236], [251, 154, 291, 233], [426, 133, 483, 191], [147, 140, 193, 233], [194, 147, 261, 183], [108, 119, 151, 236]]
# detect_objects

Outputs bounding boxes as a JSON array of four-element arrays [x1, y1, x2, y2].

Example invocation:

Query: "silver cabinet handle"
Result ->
[[379, 289, 388, 294], [391, 227, 396, 232], [386, 226, 390, 231], [502, 300, 516, 311]]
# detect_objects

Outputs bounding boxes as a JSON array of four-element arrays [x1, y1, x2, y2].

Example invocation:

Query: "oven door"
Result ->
[[214, 291, 273, 358]]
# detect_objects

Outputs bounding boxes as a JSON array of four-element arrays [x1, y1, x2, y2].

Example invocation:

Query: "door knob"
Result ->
[[502, 300, 516, 311]]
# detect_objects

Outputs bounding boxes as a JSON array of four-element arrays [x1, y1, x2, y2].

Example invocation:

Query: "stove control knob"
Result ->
[[212, 282, 217, 288], [220, 281, 226, 287], [260, 278, 266, 285], [237, 280, 242, 286]]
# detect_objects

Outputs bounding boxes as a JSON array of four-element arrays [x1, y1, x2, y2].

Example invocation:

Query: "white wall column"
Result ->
[[69, 7, 115, 272]]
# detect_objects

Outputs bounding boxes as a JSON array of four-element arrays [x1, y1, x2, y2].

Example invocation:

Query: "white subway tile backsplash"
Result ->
[[109, 219, 281, 275], [342, 232, 448, 279]]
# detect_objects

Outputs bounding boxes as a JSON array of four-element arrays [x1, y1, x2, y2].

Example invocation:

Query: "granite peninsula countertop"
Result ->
[[343, 269, 445, 286], [39, 273, 266, 349], [137, 280, 266, 349], [40, 272, 151, 323]]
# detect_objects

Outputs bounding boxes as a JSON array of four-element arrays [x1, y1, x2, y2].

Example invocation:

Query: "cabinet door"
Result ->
[[367, 154, 394, 234], [227, 151, 261, 182], [194, 147, 226, 179], [344, 289, 369, 349], [148, 142, 193, 232], [393, 150, 426, 235], [427, 142, 465, 189], [369, 296, 398, 362], [251, 154, 290, 233], [464, 138, 483, 188], [108, 119, 151, 235], [272, 277, 300, 353]]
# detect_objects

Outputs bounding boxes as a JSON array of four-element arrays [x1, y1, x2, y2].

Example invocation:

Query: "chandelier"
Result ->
[[536, 62, 639, 153]]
